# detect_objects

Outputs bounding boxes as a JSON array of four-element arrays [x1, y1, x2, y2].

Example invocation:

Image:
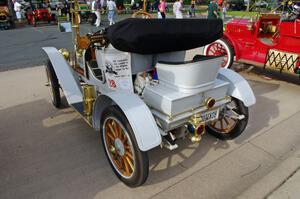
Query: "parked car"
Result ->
[[43, 7, 256, 187], [204, 12, 300, 76], [0, 0, 14, 30], [26, 1, 56, 26]]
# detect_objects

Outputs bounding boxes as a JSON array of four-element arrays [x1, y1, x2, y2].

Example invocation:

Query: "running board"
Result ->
[[43, 47, 83, 105]]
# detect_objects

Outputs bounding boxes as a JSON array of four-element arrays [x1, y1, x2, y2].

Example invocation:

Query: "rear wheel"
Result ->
[[206, 98, 248, 140], [101, 106, 149, 187], [45, 59, 61, 108], [204, 38, 234, 69]]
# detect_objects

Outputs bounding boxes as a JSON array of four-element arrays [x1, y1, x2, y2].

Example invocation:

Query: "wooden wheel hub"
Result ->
[[209, 102, 238, 134], [104, 118, 135, 178], [114, 138, 125, 156]]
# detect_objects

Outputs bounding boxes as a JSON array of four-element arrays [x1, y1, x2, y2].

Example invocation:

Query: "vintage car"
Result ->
[[26, 1, 56, 26], [204, 12, 300, 76], [0, 0, 14, 30], [43, 7, 256, 186]]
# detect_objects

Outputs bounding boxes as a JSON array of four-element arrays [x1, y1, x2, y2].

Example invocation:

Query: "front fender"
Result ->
[[93, 92, 162, 151], [217, 68, 256, 107], [42, 47, 83, 105]]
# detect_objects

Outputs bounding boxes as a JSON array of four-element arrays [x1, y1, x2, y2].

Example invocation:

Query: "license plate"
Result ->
[[201, 109, 219, 122]]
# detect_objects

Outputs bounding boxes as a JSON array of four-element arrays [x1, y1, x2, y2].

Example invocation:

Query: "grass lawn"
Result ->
[[227, 11, 258, 17]]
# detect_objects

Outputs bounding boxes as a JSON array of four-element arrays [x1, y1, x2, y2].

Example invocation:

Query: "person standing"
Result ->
[[189, 0, 195, 17], [158, 0, 166, 19], [173, 0, 183, 19], [207, 0, 219, 19], [222, 0, 227, 20], [95, 0, 102, 27], [13, 0, 22, 21], [107, 0, 116, 25], [91, 0, 97, 25]]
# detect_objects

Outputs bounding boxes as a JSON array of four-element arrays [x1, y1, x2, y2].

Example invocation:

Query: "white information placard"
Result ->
[[104, 52, 133, 92]]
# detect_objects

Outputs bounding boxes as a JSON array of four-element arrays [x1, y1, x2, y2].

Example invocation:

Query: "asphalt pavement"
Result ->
[[1, 65, 300, 199], [0, 15, 127, 71], [0, 23, 91, 71], [0, 13, 225, 72]]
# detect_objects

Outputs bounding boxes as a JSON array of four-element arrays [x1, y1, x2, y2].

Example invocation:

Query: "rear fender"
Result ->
[[93, 91, 162, 151], [217, 68, 256, 107]]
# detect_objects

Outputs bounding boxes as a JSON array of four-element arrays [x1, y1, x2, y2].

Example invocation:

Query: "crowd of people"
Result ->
[[155, 0, 199, 19], [207, 0, 228, 20], [155, 0, 228, 20], [11, 0, 118, 26], [90, 0, 117, 26], [11, 0, 229, 27]]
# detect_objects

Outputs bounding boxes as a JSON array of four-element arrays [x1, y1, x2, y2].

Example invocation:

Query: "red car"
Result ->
[[204, 13, 300, 76], [26, 2, 55, 26]]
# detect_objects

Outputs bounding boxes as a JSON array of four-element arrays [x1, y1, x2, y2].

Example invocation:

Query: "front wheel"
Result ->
[[101, 106, 149, 187], [45, 59, 61, 108], [206, 98, 248, 140], [203, 38, 234, 69]]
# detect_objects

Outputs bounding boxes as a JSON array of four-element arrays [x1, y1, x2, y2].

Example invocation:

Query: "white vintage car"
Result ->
[[43, 18, 256, 187]]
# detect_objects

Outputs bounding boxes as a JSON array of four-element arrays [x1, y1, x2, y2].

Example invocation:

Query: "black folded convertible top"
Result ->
[[106, 18, 223, 54]]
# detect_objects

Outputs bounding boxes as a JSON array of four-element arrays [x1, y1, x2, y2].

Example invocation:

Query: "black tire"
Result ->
[[45, 59, 61, 108], [100, 106, 149, 187], [206, 98, 248, 140], [204, 38, 234, 69]]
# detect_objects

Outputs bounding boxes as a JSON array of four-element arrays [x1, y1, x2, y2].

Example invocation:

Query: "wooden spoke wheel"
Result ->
[[101, 106, 149, 187], [45, 59, 61, 108], [206, 98, 248, 140], [203, 38, 234, 69], [132, 11, 152, 19], [104, 118, 136, 178]]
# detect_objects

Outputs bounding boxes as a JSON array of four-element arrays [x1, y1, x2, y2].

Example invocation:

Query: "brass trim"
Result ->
[[83, 85, 96, 116], [58, 48, 70, 60], [204, 97, 216, 109]]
